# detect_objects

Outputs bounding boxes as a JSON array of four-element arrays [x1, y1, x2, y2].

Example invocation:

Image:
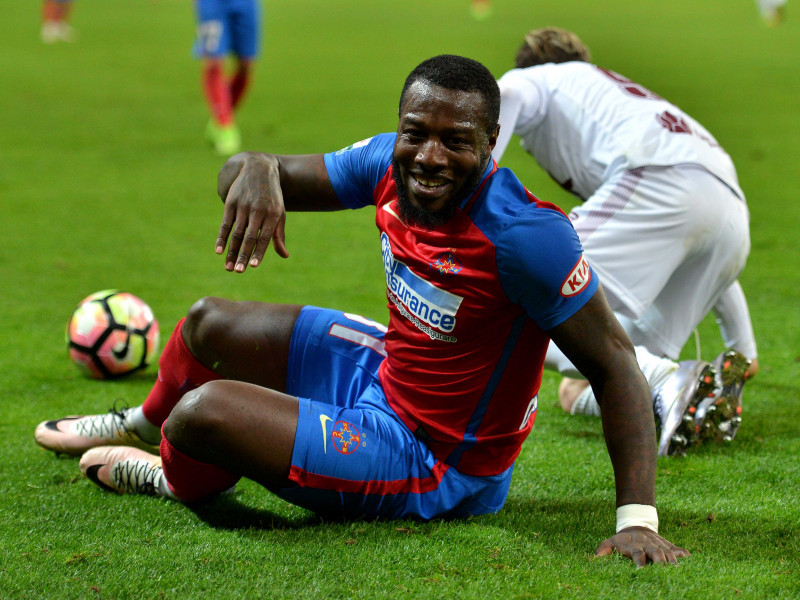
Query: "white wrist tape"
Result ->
[[616, 504, 658, 533]]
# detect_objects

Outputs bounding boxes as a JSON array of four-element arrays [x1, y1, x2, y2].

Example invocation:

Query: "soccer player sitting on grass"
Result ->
[[36, 54, 689, 566], [493, 28, 756, 454]]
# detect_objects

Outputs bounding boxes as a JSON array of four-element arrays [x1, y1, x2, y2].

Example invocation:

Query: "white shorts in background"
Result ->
[[569, 164, 750, 359]]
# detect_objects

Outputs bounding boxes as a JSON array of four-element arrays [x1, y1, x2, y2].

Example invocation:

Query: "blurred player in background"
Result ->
[[494, 27, 757, 453], [756, 0, 786, 26], [195, 0, 262, 155], [470, 0, 492, 20], [41, 0, 76, 43], [36, 54, 691, 566]]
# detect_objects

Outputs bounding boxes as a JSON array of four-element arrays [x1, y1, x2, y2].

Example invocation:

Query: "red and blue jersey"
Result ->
[[323, 133, 597, 476]]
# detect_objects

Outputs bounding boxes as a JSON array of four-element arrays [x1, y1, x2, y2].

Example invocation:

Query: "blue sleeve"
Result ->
[[496, 206, 599, 331], [323, 133, 395, 209]]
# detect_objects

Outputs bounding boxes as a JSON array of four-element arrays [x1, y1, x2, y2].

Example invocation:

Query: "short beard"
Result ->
[[391, 157, 485, 230]]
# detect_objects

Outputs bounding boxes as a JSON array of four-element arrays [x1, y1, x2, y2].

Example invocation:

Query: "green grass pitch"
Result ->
[[1, 0, 798, 598]]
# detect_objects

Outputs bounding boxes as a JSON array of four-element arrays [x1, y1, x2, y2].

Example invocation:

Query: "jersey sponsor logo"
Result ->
[[332, 421, 362, 455], [335, 137, 373, 155], [430, 251, 462, 276], [560, 254, 592, 297], [381, 233, 463, 337]]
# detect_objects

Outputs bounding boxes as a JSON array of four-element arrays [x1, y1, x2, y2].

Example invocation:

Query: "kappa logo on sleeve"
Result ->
[[560, 254, 592, 297]]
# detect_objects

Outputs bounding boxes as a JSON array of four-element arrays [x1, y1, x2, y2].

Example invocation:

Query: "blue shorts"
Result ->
[[275, 306, 514, 521], [194, 0, 261, 59]]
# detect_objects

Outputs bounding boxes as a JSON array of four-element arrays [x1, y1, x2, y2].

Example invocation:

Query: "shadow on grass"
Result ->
[[187, 493, 323, 531]]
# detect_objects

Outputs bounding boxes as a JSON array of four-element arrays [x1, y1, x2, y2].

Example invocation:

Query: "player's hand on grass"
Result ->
[[594, 526, 690, 567], [217, 152, 290, 273]]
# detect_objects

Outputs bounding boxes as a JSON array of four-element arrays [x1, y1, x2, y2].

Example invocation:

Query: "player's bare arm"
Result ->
[[216, 152, 343, 273], [547, 286, 690, 566]]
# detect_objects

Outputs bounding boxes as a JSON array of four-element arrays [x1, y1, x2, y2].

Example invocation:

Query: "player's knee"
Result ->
[[163, 382, 230, 451], [183, 297, 234, 355]]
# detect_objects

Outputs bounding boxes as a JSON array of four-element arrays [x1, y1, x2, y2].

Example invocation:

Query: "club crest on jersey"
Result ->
[[332, 421, 361, 455], [431, 251, 462, 276], [381, 233, 463, 340], [560, 254, 592, 297]]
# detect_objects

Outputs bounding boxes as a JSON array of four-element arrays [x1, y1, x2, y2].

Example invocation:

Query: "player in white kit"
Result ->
[[756, 0, 786, 26], [494, 28, 758, 455]]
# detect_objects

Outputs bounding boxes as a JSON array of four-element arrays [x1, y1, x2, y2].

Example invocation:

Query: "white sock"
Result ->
[[155, 470, 179, 500], [634, 346, 679, 393], [544, 342, 583, 378], [126, 406, 163, 445], [571, 385, 601, 416], [570, 346, 678, 416]]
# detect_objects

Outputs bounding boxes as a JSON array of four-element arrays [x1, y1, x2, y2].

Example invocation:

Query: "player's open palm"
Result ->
[[217, 152, 289, 273], [595, 526, 690, 567]]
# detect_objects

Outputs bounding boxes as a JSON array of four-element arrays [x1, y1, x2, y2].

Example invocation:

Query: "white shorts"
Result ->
[[569, 164, 750, 359]]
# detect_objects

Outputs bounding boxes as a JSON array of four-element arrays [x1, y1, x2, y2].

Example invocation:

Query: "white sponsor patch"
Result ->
[[560, 255, 591, 297], [381, 233, 463, 338]]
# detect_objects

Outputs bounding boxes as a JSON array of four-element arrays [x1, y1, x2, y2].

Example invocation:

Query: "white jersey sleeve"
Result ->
[[494, 75, 543, 163], [713, 280, 758, 359], [495, 62, 745, 202]]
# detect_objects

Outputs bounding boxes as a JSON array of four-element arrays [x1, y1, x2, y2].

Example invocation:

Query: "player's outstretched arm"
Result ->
[[216, 152, 343, 273], [547, 286, 690, 567]]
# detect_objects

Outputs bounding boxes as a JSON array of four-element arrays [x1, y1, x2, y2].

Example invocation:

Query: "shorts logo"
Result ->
[[332, 421, 361, 455], [430, 251, 462, 276], [560, 254, 592, 297], [319, 414, 333, 454]]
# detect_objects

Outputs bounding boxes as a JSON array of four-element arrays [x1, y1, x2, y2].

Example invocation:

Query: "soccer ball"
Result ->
[[66, 290, 160, 379]]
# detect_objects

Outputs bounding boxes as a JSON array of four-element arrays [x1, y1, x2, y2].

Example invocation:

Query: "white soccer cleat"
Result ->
[[762, 6, 786, 27], [40, 22, 61, 44], [40, 22, 77, 43], [57, 23, 77, 42], [34, 408, 159, 456], [652, 361, 717, 457], [80, 446, 168, 496]]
